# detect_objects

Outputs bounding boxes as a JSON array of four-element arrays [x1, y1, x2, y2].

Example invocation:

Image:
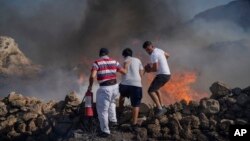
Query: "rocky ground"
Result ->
[[0, 81, 249, 141]]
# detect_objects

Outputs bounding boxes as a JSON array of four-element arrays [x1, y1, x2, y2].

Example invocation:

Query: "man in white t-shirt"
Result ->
[[119, 48, 144, 127], [142, 41, 171, 117]]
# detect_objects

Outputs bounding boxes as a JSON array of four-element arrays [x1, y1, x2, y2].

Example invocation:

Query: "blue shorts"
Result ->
[[119, 84, 142, 107]]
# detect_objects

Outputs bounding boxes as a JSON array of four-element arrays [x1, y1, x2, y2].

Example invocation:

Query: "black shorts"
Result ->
[[148, 74, 171, 93], [119, 84, 142, 107]]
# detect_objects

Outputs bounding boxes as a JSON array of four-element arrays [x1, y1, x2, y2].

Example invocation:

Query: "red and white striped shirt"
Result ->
[[91, 56, 121, 83]]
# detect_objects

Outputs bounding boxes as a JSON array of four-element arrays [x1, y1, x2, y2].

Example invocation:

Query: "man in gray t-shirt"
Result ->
[[119, 48, 144, 126]]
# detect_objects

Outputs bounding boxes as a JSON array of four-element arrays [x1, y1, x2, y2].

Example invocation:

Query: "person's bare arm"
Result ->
[[144, 62, 157, 73], [165, 51, 170, 59], [151, 63, 158, 72], [119, 61, 130, 75], [88, 70, 97, 91], [139, 69, 144, 77]]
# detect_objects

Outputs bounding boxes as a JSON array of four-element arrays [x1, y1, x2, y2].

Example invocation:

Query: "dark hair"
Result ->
[[122, 48, 133, 57], [99, 48, 109, 57], [142, 41, 152, 49]]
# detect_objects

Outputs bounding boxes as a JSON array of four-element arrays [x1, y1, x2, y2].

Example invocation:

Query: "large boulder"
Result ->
[[168, 117, 180, 135], [210, 81, 231, 99], [28, 102, 43, 115], [236, 94, 249, 106], [199, 113, 209, 130], [7, 129, 20, 139], [7, 92, 27, 107], [161, 127, 170, 137], [15, 122, 26, 134], [0, 115, 17, 130], [189, 100, 200, 115], [65, 92, 79, 103], [242, 86, 250, 95], [65, 92, 81, 109], [147, 123, 161, 138], [158, 115, 169, 126], [42, 100, 56, 114], [22, 112, 38, 122], [219, 119, 234, 136], [27, 120, 38, 133], [209, 117, 217, 130], [235, 119, 248, 125], [35, 115, 47, 129], [194, 129, 209, 141], [181, 115, 200, 129], [26, 96, 41, 107], [180, 126, 192, 140], [135, 127, 147, 141], [200, 98, 220, 114], [171, 102, 183, 112], [0, 101, 8, 116], [0, 36, 41, 76], [139, 103, 150, 116], [232, 87, 242, 96]]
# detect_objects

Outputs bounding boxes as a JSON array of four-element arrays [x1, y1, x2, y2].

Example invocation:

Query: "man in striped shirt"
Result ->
[[88, 48, 128, 137]]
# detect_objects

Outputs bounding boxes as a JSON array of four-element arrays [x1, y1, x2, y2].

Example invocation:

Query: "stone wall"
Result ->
[[0, 81, 249, 141]]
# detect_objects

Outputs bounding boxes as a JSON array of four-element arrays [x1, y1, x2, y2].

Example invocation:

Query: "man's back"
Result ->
[[121, 56, 143, 87], [150, 48, 170, 75], [92, 56, 121, 83]]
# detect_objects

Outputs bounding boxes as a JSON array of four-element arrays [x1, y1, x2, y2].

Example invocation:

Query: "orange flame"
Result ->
[[146, 71, 207, 105], [77, 73, 86, 85]]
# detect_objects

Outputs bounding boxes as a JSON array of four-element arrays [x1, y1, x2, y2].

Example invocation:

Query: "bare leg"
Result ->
[[149, 91, 162, 109], [155, 90, 163, 107], [132, 107, 139, 125], [119, 96, 125, 112]]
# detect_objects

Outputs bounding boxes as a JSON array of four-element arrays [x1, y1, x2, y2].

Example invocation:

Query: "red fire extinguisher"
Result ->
[[84, 90, 94, 117]]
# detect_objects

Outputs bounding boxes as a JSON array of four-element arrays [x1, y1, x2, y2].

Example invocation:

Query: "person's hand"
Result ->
[[144, 64, 151, 73], [124, 60, 131, 70], [87, 86, 92, 92], [125, 60, 131, 66]]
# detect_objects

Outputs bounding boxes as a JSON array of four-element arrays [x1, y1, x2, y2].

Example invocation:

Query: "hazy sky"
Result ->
[[174, 0, 235, 20]]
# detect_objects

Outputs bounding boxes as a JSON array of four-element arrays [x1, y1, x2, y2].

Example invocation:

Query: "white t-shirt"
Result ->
[[121, 56, 144, 87], [150, 48, 171, 75]]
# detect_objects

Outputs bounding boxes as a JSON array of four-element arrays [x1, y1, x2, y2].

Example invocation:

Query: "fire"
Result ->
[[77, 72, 86, 85], [145, 71, 207, 105]]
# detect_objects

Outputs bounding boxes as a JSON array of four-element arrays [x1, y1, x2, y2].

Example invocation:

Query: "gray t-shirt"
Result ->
[[121, 56, 144, 87]]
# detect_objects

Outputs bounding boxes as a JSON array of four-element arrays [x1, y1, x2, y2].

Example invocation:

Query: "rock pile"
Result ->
[[0, 91, 83, 141], [0, 81, 249, 141], [127, 81, 249, 141]]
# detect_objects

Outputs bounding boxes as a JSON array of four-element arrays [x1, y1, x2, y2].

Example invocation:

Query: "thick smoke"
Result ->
[[0, 0, 232, 66], [160, 20, 250, 92], [2, 0, 248, 101], [0, 0, 88, 66]]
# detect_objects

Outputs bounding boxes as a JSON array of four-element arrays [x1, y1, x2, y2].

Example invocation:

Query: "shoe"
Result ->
[[110, 121, 118, 132], [98, 132, 110, 138], [110, 121, 118, 127], [109, 121, 118, 129], [128, 124, 140, 132], [155, 108, 167, 117]]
